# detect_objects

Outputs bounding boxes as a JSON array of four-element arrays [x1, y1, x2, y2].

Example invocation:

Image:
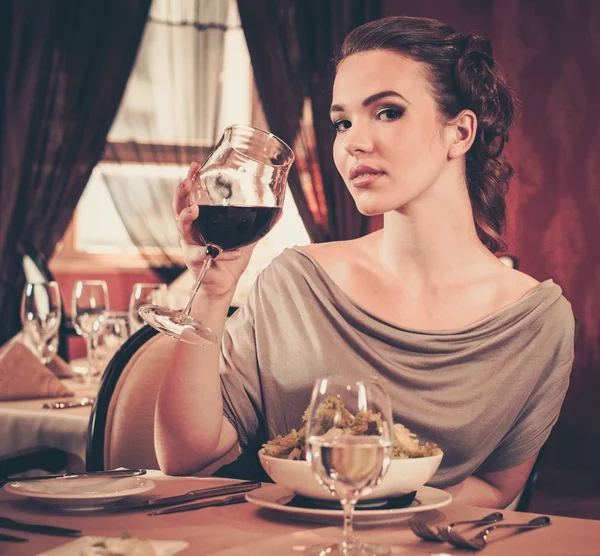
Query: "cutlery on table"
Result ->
[[0, 468, 146, 486], [440, 515, 551, 550], [410, 512, 503, 542], [109, 480, 261, 512], [0, 531, 28, 543], [42, 397, 95, 409], [148, 492, 248, 516], [0, 516, 81, 537]]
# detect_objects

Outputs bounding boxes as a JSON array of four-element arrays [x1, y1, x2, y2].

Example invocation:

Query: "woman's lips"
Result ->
[[350, 172, 384, 188]]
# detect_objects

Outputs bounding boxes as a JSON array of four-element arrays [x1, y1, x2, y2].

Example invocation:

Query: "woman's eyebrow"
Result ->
[[330, 90, 409, 115]]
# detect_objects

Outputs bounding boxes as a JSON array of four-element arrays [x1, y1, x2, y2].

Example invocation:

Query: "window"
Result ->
[[55, 0, 310, 287]]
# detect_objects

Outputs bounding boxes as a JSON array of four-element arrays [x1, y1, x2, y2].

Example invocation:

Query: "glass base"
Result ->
[[306, 541, 390, 556], [138, 305, 217, 346]]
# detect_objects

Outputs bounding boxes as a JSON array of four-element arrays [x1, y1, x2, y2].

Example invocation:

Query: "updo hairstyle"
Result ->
[[339, 16, 516, 253]]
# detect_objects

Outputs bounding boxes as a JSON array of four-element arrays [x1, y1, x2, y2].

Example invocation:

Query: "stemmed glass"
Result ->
[[20, 281, 62, 365], [71, 280, 109, 378], [139, 124, 294, 345], [128, 283, 168, 334], [305, 376, 394, 556]]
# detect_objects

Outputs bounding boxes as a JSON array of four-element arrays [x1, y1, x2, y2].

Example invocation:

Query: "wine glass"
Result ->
[[71, 280, 109, 378], [89, 311, 130, 373], [128, 283, 168, 333], [139, 124, 294, 345], [20, 281, 62, 365], [305, 376, 394, 556]]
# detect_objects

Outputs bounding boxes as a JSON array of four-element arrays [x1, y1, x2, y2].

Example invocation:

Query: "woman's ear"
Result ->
[[446, 110, 477, 159]]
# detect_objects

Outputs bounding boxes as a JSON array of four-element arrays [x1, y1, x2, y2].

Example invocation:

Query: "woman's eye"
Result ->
[[332, 119, 351, 133], [377, 107, 404, 121]]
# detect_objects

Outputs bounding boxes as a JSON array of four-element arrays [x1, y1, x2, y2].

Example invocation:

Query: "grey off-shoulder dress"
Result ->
[[219, 247, 575, 487]]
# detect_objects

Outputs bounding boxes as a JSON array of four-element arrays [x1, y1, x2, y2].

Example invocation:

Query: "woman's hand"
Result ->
[[174, 162, 256, 299]]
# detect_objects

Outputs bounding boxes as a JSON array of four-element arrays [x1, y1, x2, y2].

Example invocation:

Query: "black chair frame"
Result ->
[[86, 325, 158, 471]]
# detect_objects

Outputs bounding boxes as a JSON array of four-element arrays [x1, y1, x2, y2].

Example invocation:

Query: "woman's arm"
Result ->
[[154, 163, 255, 475], [445, 453, 538, 508]]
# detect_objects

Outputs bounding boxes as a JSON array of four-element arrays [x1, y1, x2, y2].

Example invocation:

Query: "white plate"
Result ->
[[3, 476, 155, 510], [246, 484, 451, 525], [37, 536, 188, 556]]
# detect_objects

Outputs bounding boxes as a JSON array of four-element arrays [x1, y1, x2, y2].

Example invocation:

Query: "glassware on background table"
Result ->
[[139, 124, 294, 345], [305, 376, 394, 556], [71, 280, 109, 378], [89, 310, 130, 373], [128, 283, 168, 333], [20, 281, 62, 365]]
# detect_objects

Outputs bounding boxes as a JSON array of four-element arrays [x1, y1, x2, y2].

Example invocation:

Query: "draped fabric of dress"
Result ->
[[220, 248, 575, 487]]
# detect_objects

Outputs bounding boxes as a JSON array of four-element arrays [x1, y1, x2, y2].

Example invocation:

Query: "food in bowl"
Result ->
[[263, 396, 440, 461], [260, 397, 443, 501]]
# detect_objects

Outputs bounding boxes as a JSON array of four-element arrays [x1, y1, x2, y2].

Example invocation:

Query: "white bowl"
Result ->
[[258, 448, 442, 501]]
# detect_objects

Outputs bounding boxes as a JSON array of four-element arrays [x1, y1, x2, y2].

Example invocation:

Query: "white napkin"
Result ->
[[0, 340, 73, 401]]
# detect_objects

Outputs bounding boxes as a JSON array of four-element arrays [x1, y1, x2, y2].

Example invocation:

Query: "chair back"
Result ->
[[87, 325, 238, 473]]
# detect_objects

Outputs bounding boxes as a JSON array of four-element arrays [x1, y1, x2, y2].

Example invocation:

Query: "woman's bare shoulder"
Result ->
[[296, 235, 375, 274], [500, 267, 540, 299]]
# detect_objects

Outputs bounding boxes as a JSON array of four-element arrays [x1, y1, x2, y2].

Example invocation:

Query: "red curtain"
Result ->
[[237, 0, 383, 243], [0, 0, 151, 345]]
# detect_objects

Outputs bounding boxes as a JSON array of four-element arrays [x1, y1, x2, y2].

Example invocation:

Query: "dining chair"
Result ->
[[86, 325, 239, 474]]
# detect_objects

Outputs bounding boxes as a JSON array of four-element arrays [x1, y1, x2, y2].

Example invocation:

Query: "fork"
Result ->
[[409, 512, 503, 542], [440, 515, 551, 550]]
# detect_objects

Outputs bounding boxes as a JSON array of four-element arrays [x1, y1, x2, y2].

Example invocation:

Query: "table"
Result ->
[[1, 472, 599, 555], [0, 376, 96, 472]]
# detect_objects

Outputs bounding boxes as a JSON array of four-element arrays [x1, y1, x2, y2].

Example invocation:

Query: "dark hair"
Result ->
[[338, 16, 516, 253]]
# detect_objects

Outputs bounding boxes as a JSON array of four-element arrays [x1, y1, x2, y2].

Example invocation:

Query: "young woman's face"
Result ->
[[332, 49, 451, 216]]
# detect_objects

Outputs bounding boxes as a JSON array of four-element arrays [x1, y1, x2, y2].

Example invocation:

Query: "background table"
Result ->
[[0, 376, 96, 472], [1, 472, 599, 555]]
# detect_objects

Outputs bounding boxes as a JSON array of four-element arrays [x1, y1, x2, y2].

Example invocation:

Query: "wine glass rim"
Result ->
[[223, 124, 295, 167]]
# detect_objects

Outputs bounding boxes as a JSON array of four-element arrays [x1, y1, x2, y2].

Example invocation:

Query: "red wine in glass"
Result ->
[[138, 124, 294, 345], [192, 205, 282, 251]]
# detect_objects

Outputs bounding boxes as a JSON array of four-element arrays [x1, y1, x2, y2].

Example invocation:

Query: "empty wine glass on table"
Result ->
[[20, 281, 62, 365], [71, 280, 109, 379], [305, 376, 395, 556], [89, 311, 130, 372], [128, 283, 168, 334], [139, 124, 294, 345]]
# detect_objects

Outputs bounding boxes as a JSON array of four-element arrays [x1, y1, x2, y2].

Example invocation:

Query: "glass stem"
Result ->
[[341, 496, 358, 552], [180, 250, 217, 319], [84, 335, 94, 375]]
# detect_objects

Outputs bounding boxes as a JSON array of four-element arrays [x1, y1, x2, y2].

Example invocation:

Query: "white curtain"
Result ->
[[103, 0, 232, 272], [110, 0, 230, 145]]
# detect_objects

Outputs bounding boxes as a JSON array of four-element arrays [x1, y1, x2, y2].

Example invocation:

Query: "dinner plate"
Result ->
[[3, 476, 155, 511], [246, 484, 451, 525]]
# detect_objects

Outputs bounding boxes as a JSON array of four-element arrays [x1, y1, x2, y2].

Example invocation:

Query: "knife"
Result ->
[[0, 516, 81, 537], [148, 492, 248, 516], [105, 480, 261, 512], [0, 531, 28, 543], [0, 469, 146, 486]]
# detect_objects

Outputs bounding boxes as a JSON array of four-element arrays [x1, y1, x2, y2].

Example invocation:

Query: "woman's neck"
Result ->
[[375, 180, 496, 286]]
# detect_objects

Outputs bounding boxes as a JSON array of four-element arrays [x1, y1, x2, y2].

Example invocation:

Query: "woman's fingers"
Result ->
[[177, 204, 199, 244], [173, 162, 200, 217]]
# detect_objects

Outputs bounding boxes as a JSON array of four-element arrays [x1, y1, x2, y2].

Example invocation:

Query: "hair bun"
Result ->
[[461, 34, 494, 66]]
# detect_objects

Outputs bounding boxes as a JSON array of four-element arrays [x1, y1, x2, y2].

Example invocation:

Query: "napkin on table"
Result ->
[[0, 341, 74, 401], [46, 353, 75, 378]]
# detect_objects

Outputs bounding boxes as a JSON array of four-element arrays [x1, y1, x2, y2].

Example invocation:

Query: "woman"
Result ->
[[155, 16, 574, 508]]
